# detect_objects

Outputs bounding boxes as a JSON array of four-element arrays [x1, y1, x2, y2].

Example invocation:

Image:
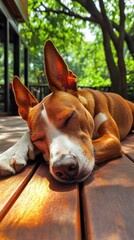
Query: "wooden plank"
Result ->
[[121, 133, 134, 162], [0, 161, 40, 221], [82, 155, 134, 240], [0, 162, 81, 240], [0, 116, 28, 152], [0, 116, 41, 221]]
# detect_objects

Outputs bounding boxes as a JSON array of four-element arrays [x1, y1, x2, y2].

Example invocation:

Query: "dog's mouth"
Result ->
[[49, 153, 95, 184], [51, 171, 92, 184]]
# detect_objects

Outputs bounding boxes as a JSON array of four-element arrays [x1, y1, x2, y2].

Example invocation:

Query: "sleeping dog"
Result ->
[[0, 40, 134, 183]]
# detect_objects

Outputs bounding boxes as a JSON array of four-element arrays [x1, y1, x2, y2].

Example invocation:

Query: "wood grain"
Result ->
[[0, 162, 81, 240], [0, 161, 40, 222], [121, 132, 134, 162], [0, 116, 28, 152], [82, 155, 134, 240]]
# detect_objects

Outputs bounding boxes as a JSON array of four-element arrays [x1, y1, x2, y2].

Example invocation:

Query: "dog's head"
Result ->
[[13, 40, 95, 183]]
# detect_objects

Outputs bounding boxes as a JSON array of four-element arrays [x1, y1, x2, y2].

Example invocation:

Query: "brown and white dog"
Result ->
[[0, 40, 134, 183]]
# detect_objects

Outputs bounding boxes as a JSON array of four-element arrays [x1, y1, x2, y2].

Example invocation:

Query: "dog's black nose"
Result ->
[[52, 154, 79, 180]]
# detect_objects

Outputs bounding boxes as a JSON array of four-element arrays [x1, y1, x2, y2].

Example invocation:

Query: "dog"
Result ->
[[0, 40, 134, 183]]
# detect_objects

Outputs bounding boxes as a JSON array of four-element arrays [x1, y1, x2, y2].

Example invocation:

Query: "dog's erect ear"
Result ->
[[13, 76, 38, 121], [44, 40, 78, 95]]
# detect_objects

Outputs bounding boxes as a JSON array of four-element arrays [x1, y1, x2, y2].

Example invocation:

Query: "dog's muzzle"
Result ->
[[50, 153, 94, 183], [51, 154, 79, 182]]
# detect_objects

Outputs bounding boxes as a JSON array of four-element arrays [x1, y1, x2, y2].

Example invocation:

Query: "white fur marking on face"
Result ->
[[42, 104, 50, 126], [49, 135, 95, 183], [94, 113, 107, 136], [41, 104, 95, 182], [42, 105, 59, 139]]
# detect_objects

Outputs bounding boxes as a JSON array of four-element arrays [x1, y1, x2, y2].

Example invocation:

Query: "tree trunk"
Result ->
[[101, 28, 127, 98], [102, 29, 121, 94], [117, 46, 127, 98], [117, 0, 127, 98]]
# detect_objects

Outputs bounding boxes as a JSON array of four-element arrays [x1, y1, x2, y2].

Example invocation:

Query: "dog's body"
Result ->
[[0, 40, 134, 183]]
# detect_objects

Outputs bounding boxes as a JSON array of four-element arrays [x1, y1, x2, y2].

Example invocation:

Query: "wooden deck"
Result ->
[[0, 116, 134, 240]]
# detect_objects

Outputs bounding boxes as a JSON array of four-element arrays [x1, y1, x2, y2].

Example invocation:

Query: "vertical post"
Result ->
[[24, 47, 28, 87], [4, 18, 9, 112], [14, 33, 20, 77]]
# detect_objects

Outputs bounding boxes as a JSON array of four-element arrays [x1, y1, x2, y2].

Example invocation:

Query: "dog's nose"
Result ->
[[52, 154, 79, 180]]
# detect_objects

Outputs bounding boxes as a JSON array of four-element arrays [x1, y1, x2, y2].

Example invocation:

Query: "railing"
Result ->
[[29, 84, 51, 102], [0, 83, 134, 108], [0, 84, 4, 101]]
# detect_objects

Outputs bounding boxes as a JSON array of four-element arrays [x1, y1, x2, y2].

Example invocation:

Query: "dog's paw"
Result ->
[[0, 131, 38, 177], [10, 153, 28, 173], [0, 151, 27, 176], [0, 132, 33, 176]]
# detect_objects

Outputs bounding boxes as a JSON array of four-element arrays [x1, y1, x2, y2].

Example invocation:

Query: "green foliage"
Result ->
[[0, 43, 4, 83], [19, 0, 134, 89], [0, 43, 14, 84]]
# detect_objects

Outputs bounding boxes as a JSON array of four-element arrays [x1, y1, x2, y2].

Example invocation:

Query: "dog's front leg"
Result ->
[[93, 135, 122, 163], [0, 131, 37, 176], [93, 116, 122, 163]]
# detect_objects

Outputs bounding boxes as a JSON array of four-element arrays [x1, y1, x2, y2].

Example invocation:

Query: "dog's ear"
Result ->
[[44, 40, 78, 96], [13, 76, 38, 121]]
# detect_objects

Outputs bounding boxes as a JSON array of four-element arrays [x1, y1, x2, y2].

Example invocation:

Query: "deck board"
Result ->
[[121, 132, 134, 162], [82, 143, 134, 240], [0, 162, 40, 222], [0, 116, 28, 152], [0, 162, 81, 240]]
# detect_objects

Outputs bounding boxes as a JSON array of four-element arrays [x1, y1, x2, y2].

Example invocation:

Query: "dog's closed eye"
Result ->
[[34, 138, 44, 142], [64, 110, 76, 126]]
